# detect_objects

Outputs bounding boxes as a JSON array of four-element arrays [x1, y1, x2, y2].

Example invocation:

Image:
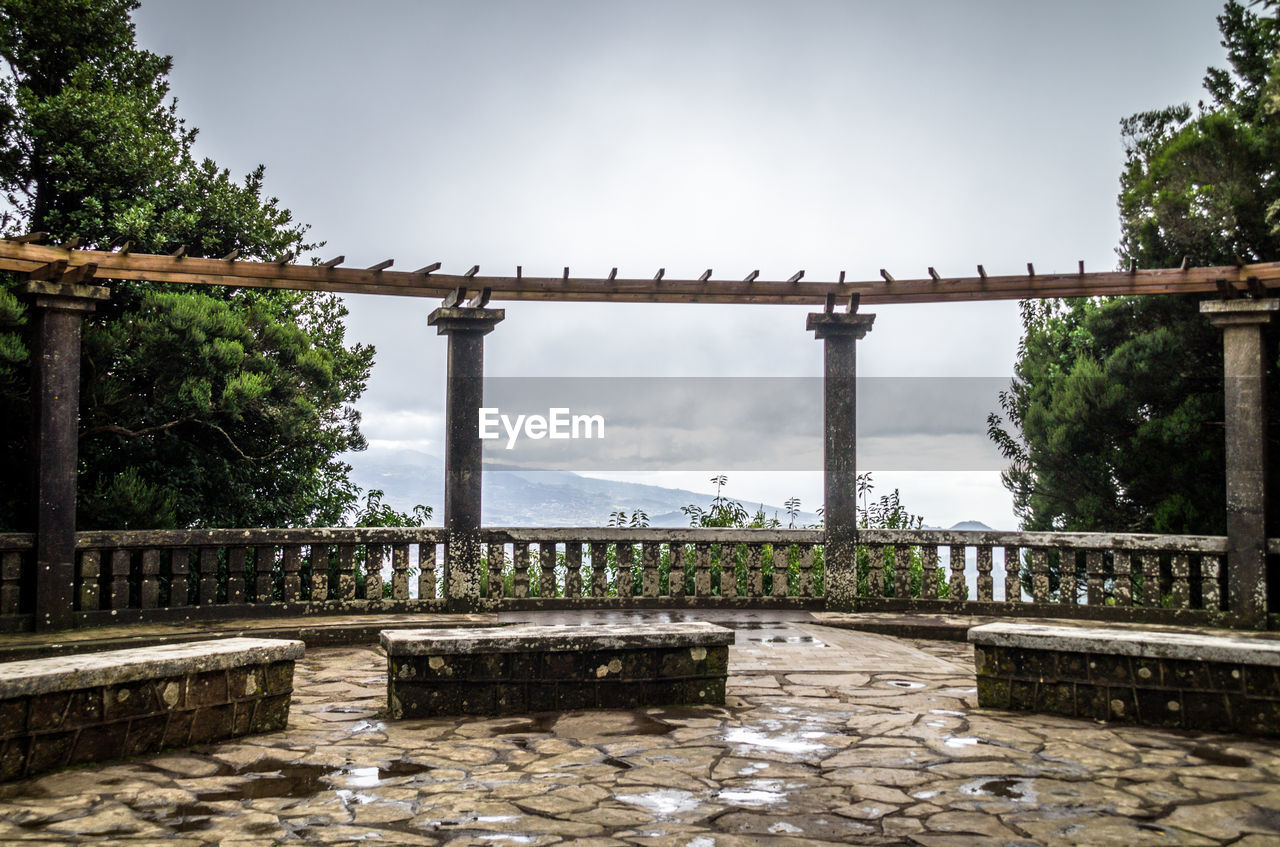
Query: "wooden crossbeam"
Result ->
[[0, 240, 1278, 305]]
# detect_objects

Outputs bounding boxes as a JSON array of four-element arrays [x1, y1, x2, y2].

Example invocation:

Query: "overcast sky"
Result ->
[[133, 0, 1228, 529]]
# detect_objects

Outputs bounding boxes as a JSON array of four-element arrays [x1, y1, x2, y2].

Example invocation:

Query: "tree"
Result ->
[[989, 1, 1280, 534], [0, 0, 375, 529]]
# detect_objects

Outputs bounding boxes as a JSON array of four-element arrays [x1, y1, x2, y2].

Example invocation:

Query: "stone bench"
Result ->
[[382, 622, 734, 718], [0, 637, 304, 781], [969, 622, 1280, 736]]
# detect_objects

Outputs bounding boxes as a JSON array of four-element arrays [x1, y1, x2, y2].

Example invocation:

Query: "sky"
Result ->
[[133, 0, 1230, 529]]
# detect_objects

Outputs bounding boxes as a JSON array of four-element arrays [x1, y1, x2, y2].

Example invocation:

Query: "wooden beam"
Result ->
[[367, 259, 393, 272], [0, 241, 1277, 306], [321, 255, 345, 268]]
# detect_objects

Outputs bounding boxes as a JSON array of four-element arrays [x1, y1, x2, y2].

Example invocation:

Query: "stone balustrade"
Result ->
[[0, 526, 1257, 630]]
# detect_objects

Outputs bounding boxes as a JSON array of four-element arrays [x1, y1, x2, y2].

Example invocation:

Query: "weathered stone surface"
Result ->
[[969, 621, 1280, 665], [971, 623, 1280, 736], [0, 619, 1278, 844], [0, 639, 302, 781], [0, 638, 304, 698], [381, 621, 734, 655]]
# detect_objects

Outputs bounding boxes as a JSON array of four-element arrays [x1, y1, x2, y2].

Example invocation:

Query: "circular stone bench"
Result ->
[[381, 622, 734, 718], [969, 621, 1280, 736], [0, 637, 304, 781]]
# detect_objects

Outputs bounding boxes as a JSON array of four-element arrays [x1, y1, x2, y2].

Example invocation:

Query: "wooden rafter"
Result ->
[[1, 240, 1278, 305]]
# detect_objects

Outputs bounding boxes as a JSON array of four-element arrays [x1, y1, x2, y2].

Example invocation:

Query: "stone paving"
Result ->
[[1, 619, 1279, 846]]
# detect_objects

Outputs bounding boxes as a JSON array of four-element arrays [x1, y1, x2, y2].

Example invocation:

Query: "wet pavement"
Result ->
[[2, 619, 1280, 846]]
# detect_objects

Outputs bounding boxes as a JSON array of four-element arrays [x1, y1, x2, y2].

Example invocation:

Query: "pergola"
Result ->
[[2, 237, 1277, 631]]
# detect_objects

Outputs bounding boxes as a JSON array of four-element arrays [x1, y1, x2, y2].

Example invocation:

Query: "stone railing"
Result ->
[[476, 528, 825, 608], [851, 528, 1230, 625], [0, 528, 448, 630], [0, 526, 1255, 629]]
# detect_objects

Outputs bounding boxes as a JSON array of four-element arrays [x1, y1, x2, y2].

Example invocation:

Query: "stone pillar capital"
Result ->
[[428, 306, 505, 336], [23, 279, 111, 313], [806, 311, 875, 340], [1200, 297, 1280, 328]]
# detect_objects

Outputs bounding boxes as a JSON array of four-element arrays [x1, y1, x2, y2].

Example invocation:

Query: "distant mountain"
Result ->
[[345, 448, 821, 527], [948, 520, 994, 531]]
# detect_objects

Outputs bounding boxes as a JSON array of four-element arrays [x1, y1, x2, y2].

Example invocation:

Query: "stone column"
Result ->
[[1201, 298, 1277, 629], [26, 278, 110, 631], [808, 307, 875, 612], [428, 305, 504, 611]]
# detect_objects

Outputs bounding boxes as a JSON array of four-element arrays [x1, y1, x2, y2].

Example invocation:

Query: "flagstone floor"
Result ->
[[1, 619, 1279, 846]]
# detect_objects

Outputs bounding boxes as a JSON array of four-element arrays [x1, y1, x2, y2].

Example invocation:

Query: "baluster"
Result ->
[[391, 544, 410, 601], [617, 542, 634, 598], [641, 542, 660, 598], [488, 543, 506, 599], [894, 545, 910, 598], [1086, 550, 1104, 606], [512, 543, 529, 598], [255, 545, 275, 602], [0, 551, 21, 614], [867, 545, 884, 597], [140, 549, 161, 608], [974, 546, 993, 601], [281, 545, 302, 602], [770, 545, 789, 598], [108, 549, 131, 609], [540, 542, 558, 598], [797, 546, 815, 597], [1003, 545, 1021, 603], [1201, 555, 1222, 610], [364, 543, 383, 601], [1059, 550, 1077, 605], [77, 550, 101, 611], [1141, 553, 1161, 607], [310, 544, 329, 602], [418, 542, 437, 600], [921, 546, 938, 600], [1031, 549, 1050, 604], [226, 547, 246, 604], [590, 542, 608, 598], [336, 544, 356, 600], [747, 544, 763, 597], [565, 542, 583, 598], [169, 549, 190, 607], [695, 542, 712, 596], [949, 545, 967, 601], [196, 548, 218, 606], [718, 543, 736, 597], [1113, 551, 1133, 605], [1170, 552, 1190, 609], [670, 543, 686, 598]]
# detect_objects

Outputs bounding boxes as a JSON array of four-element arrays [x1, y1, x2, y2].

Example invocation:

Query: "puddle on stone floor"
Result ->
[[745, 634, 826, 646], [722, 727, 830, 755], [961, 777, 1036, 802], [884, 680, 926, 690], [491, 711, 675, 737], [617, 788, 702, 818], [137, 759, 435, 832], [717, 780, 788, 807], [944, 736, 986, 749], [1189, 745, 1251, 768]]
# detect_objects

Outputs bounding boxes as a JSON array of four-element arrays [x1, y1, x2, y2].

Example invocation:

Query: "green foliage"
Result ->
[[0, 0, 375, 529], [989, 1, 1280, 535]]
